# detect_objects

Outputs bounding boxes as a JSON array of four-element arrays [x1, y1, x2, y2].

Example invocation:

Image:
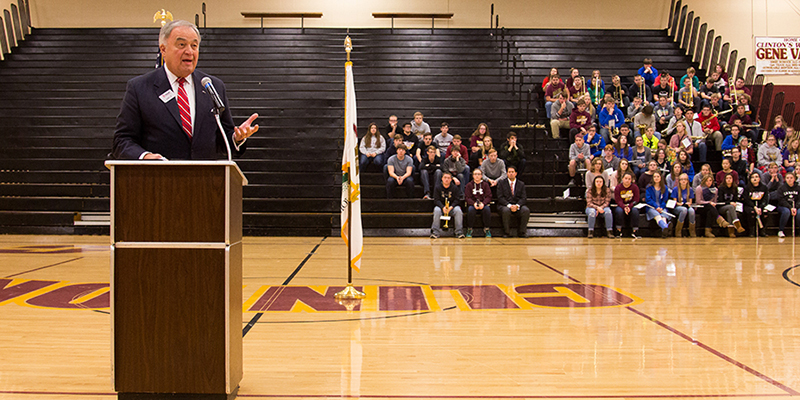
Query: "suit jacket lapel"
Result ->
[[153, 67, 182, 129], [193, 71, 214, 140]]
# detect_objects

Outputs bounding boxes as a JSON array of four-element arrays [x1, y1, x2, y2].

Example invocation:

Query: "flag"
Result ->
[[341, 61, 363, 272]]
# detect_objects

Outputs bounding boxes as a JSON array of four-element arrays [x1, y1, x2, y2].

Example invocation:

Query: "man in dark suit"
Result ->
[[112, 20, 259, 160], [496, 165, 530, 237]]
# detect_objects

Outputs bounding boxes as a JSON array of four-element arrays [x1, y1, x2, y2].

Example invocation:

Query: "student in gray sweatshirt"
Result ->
[[479, 149, 507, 188], [569, 133, 592, 186]]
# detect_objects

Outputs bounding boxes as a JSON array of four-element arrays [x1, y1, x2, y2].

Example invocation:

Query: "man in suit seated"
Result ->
[[112, 20, 259, 160], [496, 165, 530, 238]]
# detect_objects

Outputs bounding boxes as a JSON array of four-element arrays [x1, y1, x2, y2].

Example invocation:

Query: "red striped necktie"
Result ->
[[177, 77, 192, 139]]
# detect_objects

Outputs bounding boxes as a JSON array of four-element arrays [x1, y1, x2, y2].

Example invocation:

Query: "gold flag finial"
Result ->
[[153, 9, 174, 26], [344, 35, 352, 62]]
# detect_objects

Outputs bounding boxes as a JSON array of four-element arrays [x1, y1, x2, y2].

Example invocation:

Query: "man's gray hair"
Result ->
[[159, 20, 201, 46]]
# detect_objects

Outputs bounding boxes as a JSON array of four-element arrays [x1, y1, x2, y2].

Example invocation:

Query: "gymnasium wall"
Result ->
[[26, 0, 670, 30]]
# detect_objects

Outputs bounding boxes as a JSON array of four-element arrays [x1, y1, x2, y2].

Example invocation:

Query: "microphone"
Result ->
[[201, 77, 226, 113]]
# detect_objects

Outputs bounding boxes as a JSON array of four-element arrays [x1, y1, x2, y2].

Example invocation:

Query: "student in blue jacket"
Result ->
[[645, 171, 672, 237]]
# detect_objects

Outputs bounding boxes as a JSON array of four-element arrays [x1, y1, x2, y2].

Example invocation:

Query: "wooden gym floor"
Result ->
[[0, 234, 798, 399]]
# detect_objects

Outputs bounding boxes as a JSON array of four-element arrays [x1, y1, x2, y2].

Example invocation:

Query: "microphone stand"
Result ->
[[212, 108, 233, 162]]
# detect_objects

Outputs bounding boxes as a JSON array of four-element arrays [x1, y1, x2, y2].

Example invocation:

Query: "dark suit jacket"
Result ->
[[497, 179, 527, 207], [112, 67, 245, 160]]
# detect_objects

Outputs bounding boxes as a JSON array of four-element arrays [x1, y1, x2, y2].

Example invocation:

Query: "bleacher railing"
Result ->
[[0, 0, 31, 61]]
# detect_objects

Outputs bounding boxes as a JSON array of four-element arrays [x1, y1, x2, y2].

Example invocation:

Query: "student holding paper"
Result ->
[[645, 171, 673, 237], [717, 174, 746, 237], [613, 172, 641, 239], [776, 171, 800, 238], [743, 172, 769, 237], [695, 174, 731, 238], [670, 173, 696, 237]]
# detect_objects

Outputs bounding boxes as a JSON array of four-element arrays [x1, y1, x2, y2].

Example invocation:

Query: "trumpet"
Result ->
[[639, 80, 645, 102], [580, 76, 586, 97], [442, 197, 450, 229]]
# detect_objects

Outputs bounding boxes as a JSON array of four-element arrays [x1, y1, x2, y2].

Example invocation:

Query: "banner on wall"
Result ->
[[755, 36, 800, 75]]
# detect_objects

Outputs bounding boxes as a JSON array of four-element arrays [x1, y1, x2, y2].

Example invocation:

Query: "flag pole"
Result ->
[[336, 34, 365, 303]]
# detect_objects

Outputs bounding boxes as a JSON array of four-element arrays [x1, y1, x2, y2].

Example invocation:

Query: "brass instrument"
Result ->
[[688, 87, 694, 109], [669, 76, 675, 107], [639, 80, 645, 102], [594, 78, 599, 106], [442, 197, 451, 229], [731, 78, 739, 106], [580, 76, 586, 97]]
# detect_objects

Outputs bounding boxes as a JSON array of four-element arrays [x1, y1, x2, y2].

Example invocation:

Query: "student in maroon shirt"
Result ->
[[613, 172, 642, 238]]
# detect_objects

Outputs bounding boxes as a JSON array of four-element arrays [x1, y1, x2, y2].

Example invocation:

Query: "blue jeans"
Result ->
[[360, 153, 385, 172], [467, 205, 492, 229], [386, 176, 414, 198], [420, 169, 443, 196], [613, 206, 640, 229], [586, 207, 613, 231], [432, 206, 463, 236], [545, 101, 553, 118], [672, 206, 695, 224], [777, 206, 800, 232], [697, 141, 708, 163]]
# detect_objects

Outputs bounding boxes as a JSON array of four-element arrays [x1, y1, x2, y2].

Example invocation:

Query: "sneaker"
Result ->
[[587, 230, 594, 238], [567, 179, 577, 187], [778, 231, 786, 238], [430, 232, 439, 239], [466, 228, 473, 238], [607, 231, 615, 238], [631, 231, 641, 239], [423, 194, 432, 200], [457, 232, 466, 239], [484, 228, 492, 238]]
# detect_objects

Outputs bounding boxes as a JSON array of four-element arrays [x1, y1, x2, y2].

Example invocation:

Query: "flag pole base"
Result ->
[[334, 284, 365, 300]]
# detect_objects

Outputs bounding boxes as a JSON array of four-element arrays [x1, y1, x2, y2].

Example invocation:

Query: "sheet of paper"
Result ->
[[666, 199, 677, 209]]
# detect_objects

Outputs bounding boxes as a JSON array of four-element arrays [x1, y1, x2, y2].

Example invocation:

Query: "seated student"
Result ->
[[724, 77, 752, 105], [765, 162, 785, 200], [717, 173, 747, 237], [743, 172, 769, 237], [384, 135, 404, 160], [730, 147, 749, 187], [631, 136, 652, 178], [588, 75, 605, 109], [669, 120, 694, 159], [638, 160, 659, 191], [583, 125, 605, 158], [470, 135, 495, 170], [445, 134, 468, 160], [670, 172, 696, 237], [586, 157, 610, 188], [757, 135, 784, 176], [710, 70, 727, 91], [499, 131, 526, 173], [420, 145, 442, 200], [729, 104, 756, 142], [469, 123, 490, 154], [654, 148, 670, 173], [544, 74, 568, 119], [675, 149, 695, 183], [784, 127, 798, 150], [638, 58, 659, 87], [714, 63, 730, 84], [628, 95, 645, 122], [359, 122, 387, 172], [693, 163, 713, 189], [550, 93, 574, 139], [654, 96, 675, 133], [397, 122, 419, 157], [465, 168, 493, 238], [715, 158, 739, 187], [613, 134, 634, 162], [776, 171, 800, 238], [385, 144, 415, 198], [568, 133, 592, 186], [721, 125, 743, 153], [678, 76, 700, 112], [645, 171, 673, 237], [662, 105, 686, 138], [784, 138, 800, 173], [611, 159, 635, 188], [384, 114, 400, 139], [628, 74, 653, 105], [568, 75, 586, 104], [591, 69, 606, 91], [600, 144, 620, 174], [599, 98, 626, 145], [654, 71, 678, 97], [614, 172, 642, 239], [565, 67, 581, 89], [686, 108, 718, 163], [496, 165, 530, 238], [666, 162, 683, 190], [695, 174, 731, 237], [699, 76, 720, 107], [415, 132, 440, 168], [433, 122, 453, 154], [441, 146, 469, 196], [772, 115, 787, 146], [570, 99, 593, 136], [410, 111, 431, 139], [430, 172, 464, 239], [585, 175, 614, 238], [680, 67, 701, 91], [707, 93, 729, 115], [641, 126, 660, 151], [607, 75, 629, 111], [480, 149, 507, 190], [633, 106, 657, 139], [541, 67, 558, 89]]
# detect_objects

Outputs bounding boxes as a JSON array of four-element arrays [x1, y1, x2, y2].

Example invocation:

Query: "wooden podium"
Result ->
[[106, 161, 246, 400]]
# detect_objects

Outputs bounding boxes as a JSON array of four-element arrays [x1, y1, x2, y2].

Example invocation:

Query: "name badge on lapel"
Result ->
[[159, 89, 176, 103]]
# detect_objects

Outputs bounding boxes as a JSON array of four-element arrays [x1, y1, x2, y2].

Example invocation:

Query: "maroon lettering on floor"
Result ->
[[0, 279, 59, 303], [431, 285, 519, 309], [248, 286, 360, 312], [515, 283, 635, 308], [379, 286, 429, 311], [25, 283, 109, 309]]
